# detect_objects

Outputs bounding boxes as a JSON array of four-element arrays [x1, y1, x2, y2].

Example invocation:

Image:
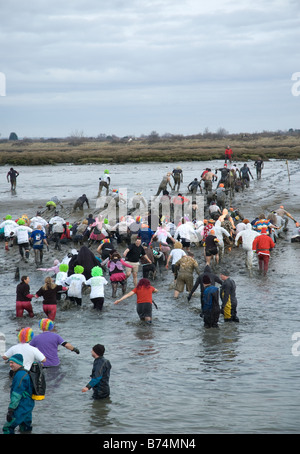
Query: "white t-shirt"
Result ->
[[15, 225, 32, 244], [30, 216, 48, 232], [169, 248, 186, 265], [85, 276, 108, 298], [0, 219, 18, 237], [4, 343, 46, 371], [55, 271, 68, 286], [65, 274, 86, 298], [174, 224, 194, 241]]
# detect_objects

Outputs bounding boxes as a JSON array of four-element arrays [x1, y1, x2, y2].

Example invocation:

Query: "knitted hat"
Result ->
[[91, 266, 103, 277], [74, 265, 84, 274], [59, 263, 68, 272], [18, 327, 34, 343], [9, 353, 23, 366], [39, 318, 54, 331]]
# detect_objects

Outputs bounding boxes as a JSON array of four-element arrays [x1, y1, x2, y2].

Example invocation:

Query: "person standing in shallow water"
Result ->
[[114, 278, 158, 323], [7, 167, 19, 191], [3, 354, 35, 434], [82, 344, 111, 399], [252, 226, 275, 275], [220, 270, 239, 322], [201, 275, 220, 328]]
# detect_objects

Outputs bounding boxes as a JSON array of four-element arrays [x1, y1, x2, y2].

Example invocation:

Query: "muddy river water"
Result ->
[[0, 158, 300, 434]]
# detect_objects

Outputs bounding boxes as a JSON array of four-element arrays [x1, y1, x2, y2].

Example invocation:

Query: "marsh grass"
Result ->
[[0, 134, 299, 165]]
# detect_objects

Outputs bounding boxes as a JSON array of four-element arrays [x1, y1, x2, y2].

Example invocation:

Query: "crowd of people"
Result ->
[[1, 155, 299, 434]]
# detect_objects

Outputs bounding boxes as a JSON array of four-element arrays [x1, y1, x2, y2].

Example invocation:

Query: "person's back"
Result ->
[[91, 355, 111, 399], [30, 331, 64, 367]]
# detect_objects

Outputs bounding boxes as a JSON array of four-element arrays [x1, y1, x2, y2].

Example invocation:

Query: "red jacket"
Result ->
[[252, 234, 275, 256]]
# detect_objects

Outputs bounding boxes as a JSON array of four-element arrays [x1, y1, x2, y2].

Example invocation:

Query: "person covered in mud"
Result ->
[[98, 169, 111, 196], [7, 167, 19, 191], [46, 196, 64, 211], [187, 178, 202, 195], [172, 167, 183, 191], [173, 253, 200, 299], [155, 173, 174, 197], [73, 194, 90, 212], [215, 164, 230, 187], [201, 168, 217, 194], [275, 205, 297, 230], [240, 163, 254, 188], [215, 184, 227, 210], [254, 157, 264, 180], [291, 222, 300, 243]]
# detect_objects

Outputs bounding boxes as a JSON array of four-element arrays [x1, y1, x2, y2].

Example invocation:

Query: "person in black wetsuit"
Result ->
[[7, 167, 19, 190], [81, 344, 111, 399], [73, 194, 90, 211], [220, 270, 239, 322]]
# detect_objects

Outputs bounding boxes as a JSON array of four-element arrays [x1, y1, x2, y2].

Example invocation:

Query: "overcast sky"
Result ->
[[0, 0, 299, 138]]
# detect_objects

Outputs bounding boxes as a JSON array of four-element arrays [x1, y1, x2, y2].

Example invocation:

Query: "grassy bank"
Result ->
[[0, 133, 300, 165]]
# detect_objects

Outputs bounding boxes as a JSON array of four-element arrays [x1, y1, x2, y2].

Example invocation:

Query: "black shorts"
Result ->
[[181, 238, 190, 248], [136, 302, 152, 320], [205, 248, 218, 256]]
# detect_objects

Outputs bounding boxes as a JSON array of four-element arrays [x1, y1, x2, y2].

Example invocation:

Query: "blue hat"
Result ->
[[9, 353, 23, 366]]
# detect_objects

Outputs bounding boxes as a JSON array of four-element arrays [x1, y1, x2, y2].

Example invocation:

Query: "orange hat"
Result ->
[[219, 183, 224, 187]]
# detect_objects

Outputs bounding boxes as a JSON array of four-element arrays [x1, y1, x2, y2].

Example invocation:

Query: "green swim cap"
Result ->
[[59, 264, 68, 272], [104, 169, 109, 174], [17, 219, 25, 225], [74, 265, 84, 274], [91, 266, 103, 277], [5, 215, 12, 220]]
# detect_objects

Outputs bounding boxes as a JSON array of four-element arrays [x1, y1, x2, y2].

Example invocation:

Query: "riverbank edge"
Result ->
[[1, 136, 300, 165]]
